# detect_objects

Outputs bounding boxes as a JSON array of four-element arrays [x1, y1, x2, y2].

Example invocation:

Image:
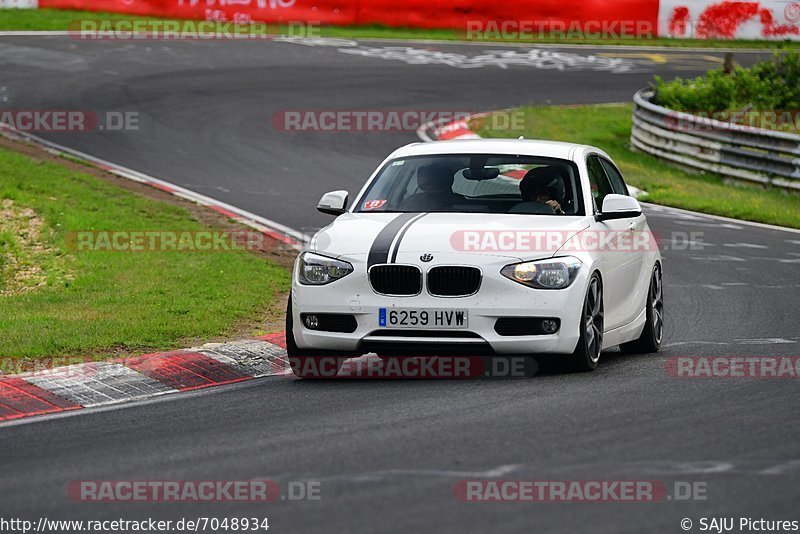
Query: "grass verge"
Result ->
[[475, 104, 800, 229], [1, 8, 798, 49], [0, 137, 290, 360]]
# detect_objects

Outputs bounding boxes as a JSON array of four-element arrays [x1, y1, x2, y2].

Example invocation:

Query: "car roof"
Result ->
[[389, 138, 597, 161]]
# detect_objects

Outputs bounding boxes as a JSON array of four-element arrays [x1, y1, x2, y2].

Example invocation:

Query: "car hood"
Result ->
[[309, 212, 592, 262]]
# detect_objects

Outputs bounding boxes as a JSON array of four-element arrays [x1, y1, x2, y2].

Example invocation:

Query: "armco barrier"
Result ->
[[630, 89, 800, 191]]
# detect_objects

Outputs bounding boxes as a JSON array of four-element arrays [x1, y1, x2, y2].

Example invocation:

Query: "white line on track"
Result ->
[[722, 243, 768, 249], [758, 460, 800, 475]]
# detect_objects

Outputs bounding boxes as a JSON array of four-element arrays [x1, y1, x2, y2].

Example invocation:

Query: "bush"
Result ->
[[652, 50, 800, 114]]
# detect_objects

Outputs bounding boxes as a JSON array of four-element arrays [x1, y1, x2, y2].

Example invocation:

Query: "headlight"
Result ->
[[501, 257, 582, 289], [297, 252, 354, 285]]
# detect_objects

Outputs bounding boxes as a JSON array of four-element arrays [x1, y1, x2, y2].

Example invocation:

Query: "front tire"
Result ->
[[620, 263, 663, 354], [565, 273, 604, 372]]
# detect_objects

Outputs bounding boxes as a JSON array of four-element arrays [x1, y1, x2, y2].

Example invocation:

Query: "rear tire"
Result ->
[[564, 273, 604, 372], [285, 293, 345, 379], [620, 263, 663, 354]]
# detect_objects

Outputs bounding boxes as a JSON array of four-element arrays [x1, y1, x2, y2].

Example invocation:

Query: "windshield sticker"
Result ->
[[363, 199, 388, 210], [391, 160, 405, 166]]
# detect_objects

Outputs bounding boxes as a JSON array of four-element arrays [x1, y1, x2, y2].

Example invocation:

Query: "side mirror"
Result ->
[[317, 190, 349, 216], [596, 194, 642, 222]]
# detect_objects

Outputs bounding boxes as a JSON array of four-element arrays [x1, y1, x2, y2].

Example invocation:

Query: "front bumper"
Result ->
[[291, 259, 589, 356]]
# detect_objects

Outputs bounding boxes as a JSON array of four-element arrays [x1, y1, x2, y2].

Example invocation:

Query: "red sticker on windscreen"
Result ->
[[363, 199, 387, 210]]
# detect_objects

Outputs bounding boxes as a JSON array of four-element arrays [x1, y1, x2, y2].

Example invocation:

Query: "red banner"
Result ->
[[39, 0, 659, 35]]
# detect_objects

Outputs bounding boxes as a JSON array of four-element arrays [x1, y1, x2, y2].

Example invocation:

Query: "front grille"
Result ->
[[300, 313, 358, 333], [494, 317, 561, 336], [369, 265, 422, 295], [427, 266, 482, 297]]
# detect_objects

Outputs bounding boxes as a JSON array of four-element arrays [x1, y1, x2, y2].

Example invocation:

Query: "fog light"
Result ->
[[304, 315, 319, 329], [541, 319, 559, 334]]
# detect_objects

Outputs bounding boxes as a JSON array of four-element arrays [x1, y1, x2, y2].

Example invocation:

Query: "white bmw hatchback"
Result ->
[[287, 139, 663, 376]]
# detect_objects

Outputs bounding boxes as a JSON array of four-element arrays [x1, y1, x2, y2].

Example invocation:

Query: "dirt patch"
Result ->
[[0, 198, 73, 296]]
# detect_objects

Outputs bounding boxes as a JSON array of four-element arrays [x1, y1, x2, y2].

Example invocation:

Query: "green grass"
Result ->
[[0, 147, 290, 359], [0, 8, 168, 30], [1, 8, 798, 49], [475, 104, 800, 229]]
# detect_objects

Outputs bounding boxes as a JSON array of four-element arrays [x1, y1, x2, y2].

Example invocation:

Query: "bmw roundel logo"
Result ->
[[420, 253, 434, 262]]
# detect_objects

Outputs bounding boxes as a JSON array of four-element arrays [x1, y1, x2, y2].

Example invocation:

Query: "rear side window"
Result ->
[[586, 156, 614, 211], [599, 158, 629, 196]]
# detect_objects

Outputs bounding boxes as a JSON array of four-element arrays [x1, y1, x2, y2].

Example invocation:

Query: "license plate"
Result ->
[[378, 308, 468, 329]]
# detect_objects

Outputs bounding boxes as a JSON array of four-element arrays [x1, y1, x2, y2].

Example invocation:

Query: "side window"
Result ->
[[599, 158, 629, 196], [586, 156, 614, 211]]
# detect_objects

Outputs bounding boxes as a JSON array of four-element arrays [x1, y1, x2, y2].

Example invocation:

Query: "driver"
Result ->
[[519, 167, 566, 215]]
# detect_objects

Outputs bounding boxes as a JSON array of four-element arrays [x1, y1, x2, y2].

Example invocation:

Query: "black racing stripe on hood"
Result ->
[[367, 213, 420, 267], [390, 213, 428, 263]]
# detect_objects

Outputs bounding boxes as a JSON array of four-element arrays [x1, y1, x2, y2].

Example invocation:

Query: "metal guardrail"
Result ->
[[630, 89, 800, 192]]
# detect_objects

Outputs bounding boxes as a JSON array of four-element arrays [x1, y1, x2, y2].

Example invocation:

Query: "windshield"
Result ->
[[355, 154, 584, 215]]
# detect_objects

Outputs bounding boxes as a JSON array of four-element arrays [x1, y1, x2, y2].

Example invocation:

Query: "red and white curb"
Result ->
[[0, 333, 423, 424], [0, 335, 291, 424]]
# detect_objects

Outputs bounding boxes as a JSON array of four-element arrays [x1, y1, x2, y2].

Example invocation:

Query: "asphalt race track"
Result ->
[[2, 37, 799, 532]]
